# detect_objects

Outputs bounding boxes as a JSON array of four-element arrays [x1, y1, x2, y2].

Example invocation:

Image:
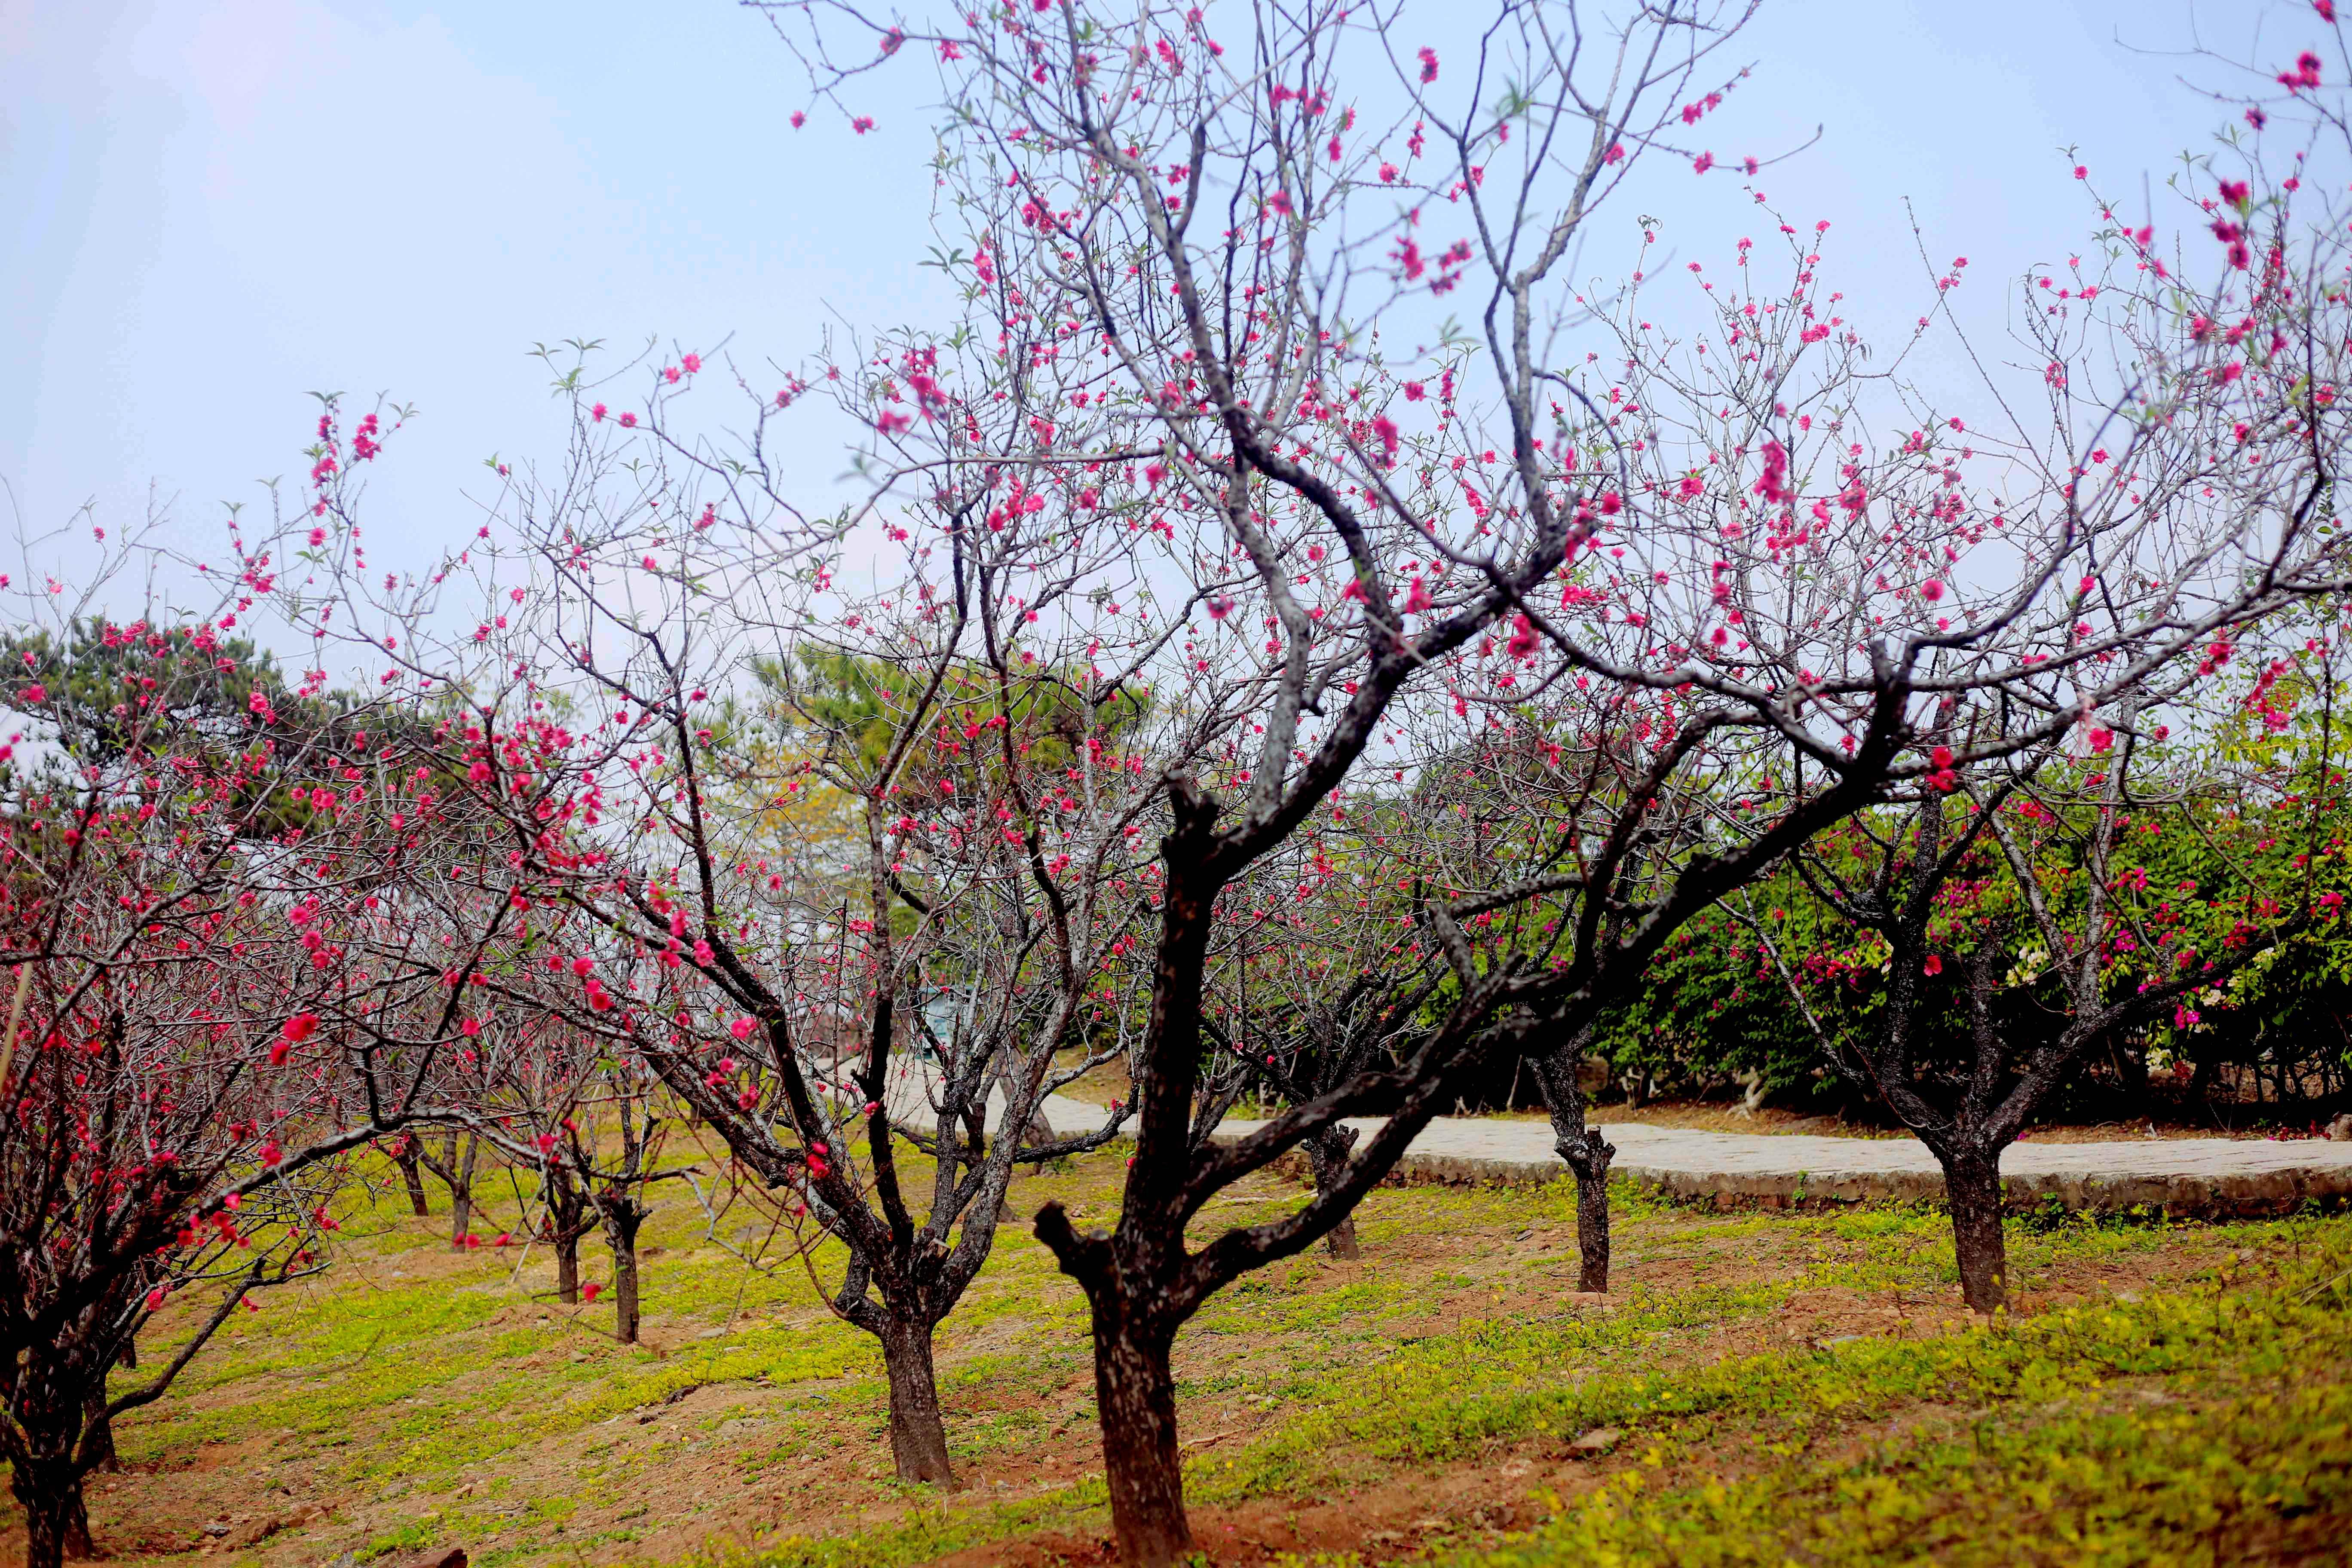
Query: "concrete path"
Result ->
[[878, 1069, 2352, 1218], [1213, 1114, 2352, 1218]]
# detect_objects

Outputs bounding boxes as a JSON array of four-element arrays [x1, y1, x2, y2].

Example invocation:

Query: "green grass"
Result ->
[[91, 1152, 2352, 1568], [1429, 1266, 2352, 1565], [125, 1267, 882, 1479], [677, 1209, 2352, 1567]]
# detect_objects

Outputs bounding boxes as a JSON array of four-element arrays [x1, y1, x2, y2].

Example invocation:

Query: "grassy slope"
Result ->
[[32, 1147, 2350, 1568]]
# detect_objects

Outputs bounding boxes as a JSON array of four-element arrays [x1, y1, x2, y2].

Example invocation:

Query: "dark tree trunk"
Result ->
[[1072, 816, 1213, 1568], [395, 1142, 431, 1216], [2189, 1048, 2219, 1102], [599, 1194, 648, 1343], [11, 1458, 94, 1568], [544, 1164, 589, 1306], [1559, 1128, 1615, 1293], [612, 1231, 642, 1344], [555, 1231, 581, 1306], [1091, 1306, 1188, 1566], [1941, 1149, 2009, 1313], [2110, 1037, 2151, 1115], [448, 1133, 481, 1249], [1304, 1123, 1361, 1260], [10, 1339, 102, 1568], [1531, 1026, 1615, 1292], [79, 1387, 116, 1476], [878, 1315, 956, 1485]]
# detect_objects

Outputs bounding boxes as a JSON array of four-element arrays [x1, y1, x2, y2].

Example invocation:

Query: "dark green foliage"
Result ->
[[0, 618, 373, 842]]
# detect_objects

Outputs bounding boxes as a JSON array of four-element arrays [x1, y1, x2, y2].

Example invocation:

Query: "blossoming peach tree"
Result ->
[[1736, 627, 2352, 1311], [288, 303, 1188, 1480], [722, 0, 2352, 1556]]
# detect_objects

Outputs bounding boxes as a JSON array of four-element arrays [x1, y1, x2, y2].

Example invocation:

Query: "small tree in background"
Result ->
[[1194, 828, 1447, 1261], [291, 321, 1165, 1479]]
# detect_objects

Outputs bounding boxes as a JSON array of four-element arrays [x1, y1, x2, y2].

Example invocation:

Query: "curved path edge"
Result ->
[[881, 1071, 2352, 1218], [1208, 1115, 2352, 1217]]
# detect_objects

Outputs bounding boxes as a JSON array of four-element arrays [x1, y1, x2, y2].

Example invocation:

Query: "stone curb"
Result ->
[[1253, 1133, 2352, 1218]]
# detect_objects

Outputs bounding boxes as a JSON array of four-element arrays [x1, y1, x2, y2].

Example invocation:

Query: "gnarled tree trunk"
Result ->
[[1059, 830, 1211, 1567], [555, 1231, 582, 1306], [878, 1314, 955, 1484], [394, 1139, 431, 1216], [1531, 1024, 1616, 1292], [1090, 1300, 1188, 1566], [542, 1163, 592, 1306], [1303, 1123, 1361, 1259], [77, 1387, 115, 1478], [447, 1132, 481, 1249], [10, 1453, 94, 1568], [598, 1191, 648, 1343], [1939, 1148, 2009, 1313], [1558, 1127, 1616, 1293]]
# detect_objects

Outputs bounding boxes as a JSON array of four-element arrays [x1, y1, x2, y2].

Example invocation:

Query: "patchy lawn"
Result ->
[[10, 1148, 2348, 1568]]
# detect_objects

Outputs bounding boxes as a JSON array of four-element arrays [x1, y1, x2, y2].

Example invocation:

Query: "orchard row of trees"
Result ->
[[14, 2, 2352, 1564]]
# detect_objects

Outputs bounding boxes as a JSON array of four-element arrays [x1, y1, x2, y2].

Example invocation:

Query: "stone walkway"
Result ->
[[882, 1073, 2352, 1217]]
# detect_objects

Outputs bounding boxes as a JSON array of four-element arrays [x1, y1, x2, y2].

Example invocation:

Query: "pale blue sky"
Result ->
[[0, 0, 2284, 589]]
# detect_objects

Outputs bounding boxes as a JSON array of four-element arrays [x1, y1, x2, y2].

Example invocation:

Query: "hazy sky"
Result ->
[[0, 0, 2296, 592]]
